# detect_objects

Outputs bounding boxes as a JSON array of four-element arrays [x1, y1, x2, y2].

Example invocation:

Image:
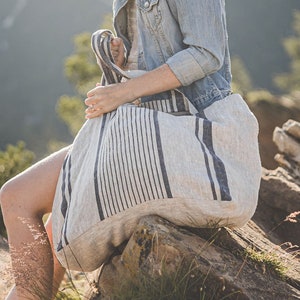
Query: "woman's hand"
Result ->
[[110, 37, 125, 68], [85, 37, 127, 119], [85, 82, 134, 119], [85, 64, 181, 119]]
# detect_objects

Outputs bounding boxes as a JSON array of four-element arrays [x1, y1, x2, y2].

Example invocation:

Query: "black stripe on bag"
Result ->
[[197, 111, 232, 201], [94, 115, 108, 220], [195, 118, 218, 200], [104, 112, 123, 215], [60, 156, 69, 219], [174, 91, 186, 112], [57, 156, 69, 251], [130, 108, 147, 201], [62, 156, 72, 246], [123, 108, 141, 205], [146, 110, 161, 199], [118, 111, 136, 208], [57, 154, 72, 250], [109, 114, 127, 211], [138, 108, 155, 200], [153, 110, 172, 198]]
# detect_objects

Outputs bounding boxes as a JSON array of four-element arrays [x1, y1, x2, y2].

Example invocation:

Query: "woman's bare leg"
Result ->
[[4, 216, 66, 299], [45, 215, 66, 296], [0, 146, 70, 299]]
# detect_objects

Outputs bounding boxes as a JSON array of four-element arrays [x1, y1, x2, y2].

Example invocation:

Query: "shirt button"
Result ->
[[144, 1, 150, 8]]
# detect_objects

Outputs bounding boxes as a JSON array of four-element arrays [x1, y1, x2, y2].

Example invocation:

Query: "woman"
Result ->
[[0, 0, 261, 299]]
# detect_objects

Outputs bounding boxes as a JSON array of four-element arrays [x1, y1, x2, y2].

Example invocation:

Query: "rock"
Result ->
[[257, 119, 300, 247], [273, 128, 300, 163], [259, 167, 300, 213], [247, 95, 300, 169], [273, 119, 300, 182], [255, 169, 300, 254], [260, 119, 300, 215], [88, 216, 300, 300], [283, 119, 300, 141]]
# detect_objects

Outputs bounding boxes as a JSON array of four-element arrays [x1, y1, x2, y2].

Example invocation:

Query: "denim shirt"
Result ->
[[113, 0, 232, 111]]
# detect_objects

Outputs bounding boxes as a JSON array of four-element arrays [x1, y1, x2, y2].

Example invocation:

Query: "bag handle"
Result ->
[[91, 29, 191, 112], [91, 29, 130, 85], [91, 29, 148, 86]]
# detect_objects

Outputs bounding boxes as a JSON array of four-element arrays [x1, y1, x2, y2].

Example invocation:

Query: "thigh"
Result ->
[[4, 146, 71, 217]]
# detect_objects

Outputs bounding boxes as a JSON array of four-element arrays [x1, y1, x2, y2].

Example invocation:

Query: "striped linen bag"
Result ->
[[52, 30, 261, 272]]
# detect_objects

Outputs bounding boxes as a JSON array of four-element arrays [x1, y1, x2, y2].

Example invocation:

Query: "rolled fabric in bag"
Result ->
[[52, 30, 261, 272]]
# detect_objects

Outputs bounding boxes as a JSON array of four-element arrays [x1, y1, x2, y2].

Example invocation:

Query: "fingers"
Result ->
[[86, 85, 99, 98], [84, 98, 118, 119], [110, 37, 125, 68], [84, 82, 131, 119], [84, 87, 111, 119], [85, 105, 103, 119], [84, 92, 101, 119]]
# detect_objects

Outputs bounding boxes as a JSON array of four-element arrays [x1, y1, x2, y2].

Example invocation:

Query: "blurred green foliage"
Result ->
[[56, 14, 113, 137], [56, 32, 99, 137], [0, 142, 35, 188], [56, 95, 86, 137], [64, 32, 101, 97], [246, 90, 274, 104], [274, 11, 300, 93], [231, 56, 253, 96]]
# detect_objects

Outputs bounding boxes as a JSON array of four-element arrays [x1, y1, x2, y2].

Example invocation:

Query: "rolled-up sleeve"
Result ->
[[166, 0, 226, 86]]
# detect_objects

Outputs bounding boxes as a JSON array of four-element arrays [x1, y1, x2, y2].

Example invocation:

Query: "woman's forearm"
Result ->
[[85, 64, 182, 118], [124, 63, 182, 100]]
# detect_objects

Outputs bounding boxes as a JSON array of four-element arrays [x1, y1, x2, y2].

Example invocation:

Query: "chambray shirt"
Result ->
[[113, 0, 232, 111]]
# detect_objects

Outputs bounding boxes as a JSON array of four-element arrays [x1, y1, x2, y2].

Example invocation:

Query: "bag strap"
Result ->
[[90, 29, 191, 113], [91, 29, 131, 86]]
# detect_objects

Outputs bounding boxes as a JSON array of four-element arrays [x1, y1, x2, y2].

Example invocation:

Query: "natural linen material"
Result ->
[[52, 30, 261, 272]]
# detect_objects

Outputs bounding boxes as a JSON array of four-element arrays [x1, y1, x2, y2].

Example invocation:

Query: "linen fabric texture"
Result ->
[[52, 30, 261, 272]]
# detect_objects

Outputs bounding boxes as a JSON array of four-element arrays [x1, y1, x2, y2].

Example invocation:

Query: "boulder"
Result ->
[[87, 216, 300, 300], [259, 167, 300, 214], [257, 119, 300, 247], [247, 94, 300, 169], [273, 119, 300, 181]]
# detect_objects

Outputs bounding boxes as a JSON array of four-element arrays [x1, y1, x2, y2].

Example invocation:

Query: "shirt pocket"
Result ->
[[137, 0, 162, 31]]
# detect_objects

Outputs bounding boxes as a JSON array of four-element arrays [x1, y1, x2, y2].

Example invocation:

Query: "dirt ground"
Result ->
[[0, 235, 13, 299]]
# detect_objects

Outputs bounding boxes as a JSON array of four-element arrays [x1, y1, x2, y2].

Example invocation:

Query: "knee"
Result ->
[[0, 179, 23, 224], [1, 179, 13, 208]]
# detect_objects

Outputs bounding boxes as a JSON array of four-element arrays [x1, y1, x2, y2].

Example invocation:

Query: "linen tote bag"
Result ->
[[52, 30, 261, 272]]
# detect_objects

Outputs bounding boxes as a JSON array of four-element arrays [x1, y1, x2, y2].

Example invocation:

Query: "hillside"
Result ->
[[0, 0, 300, 156]]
